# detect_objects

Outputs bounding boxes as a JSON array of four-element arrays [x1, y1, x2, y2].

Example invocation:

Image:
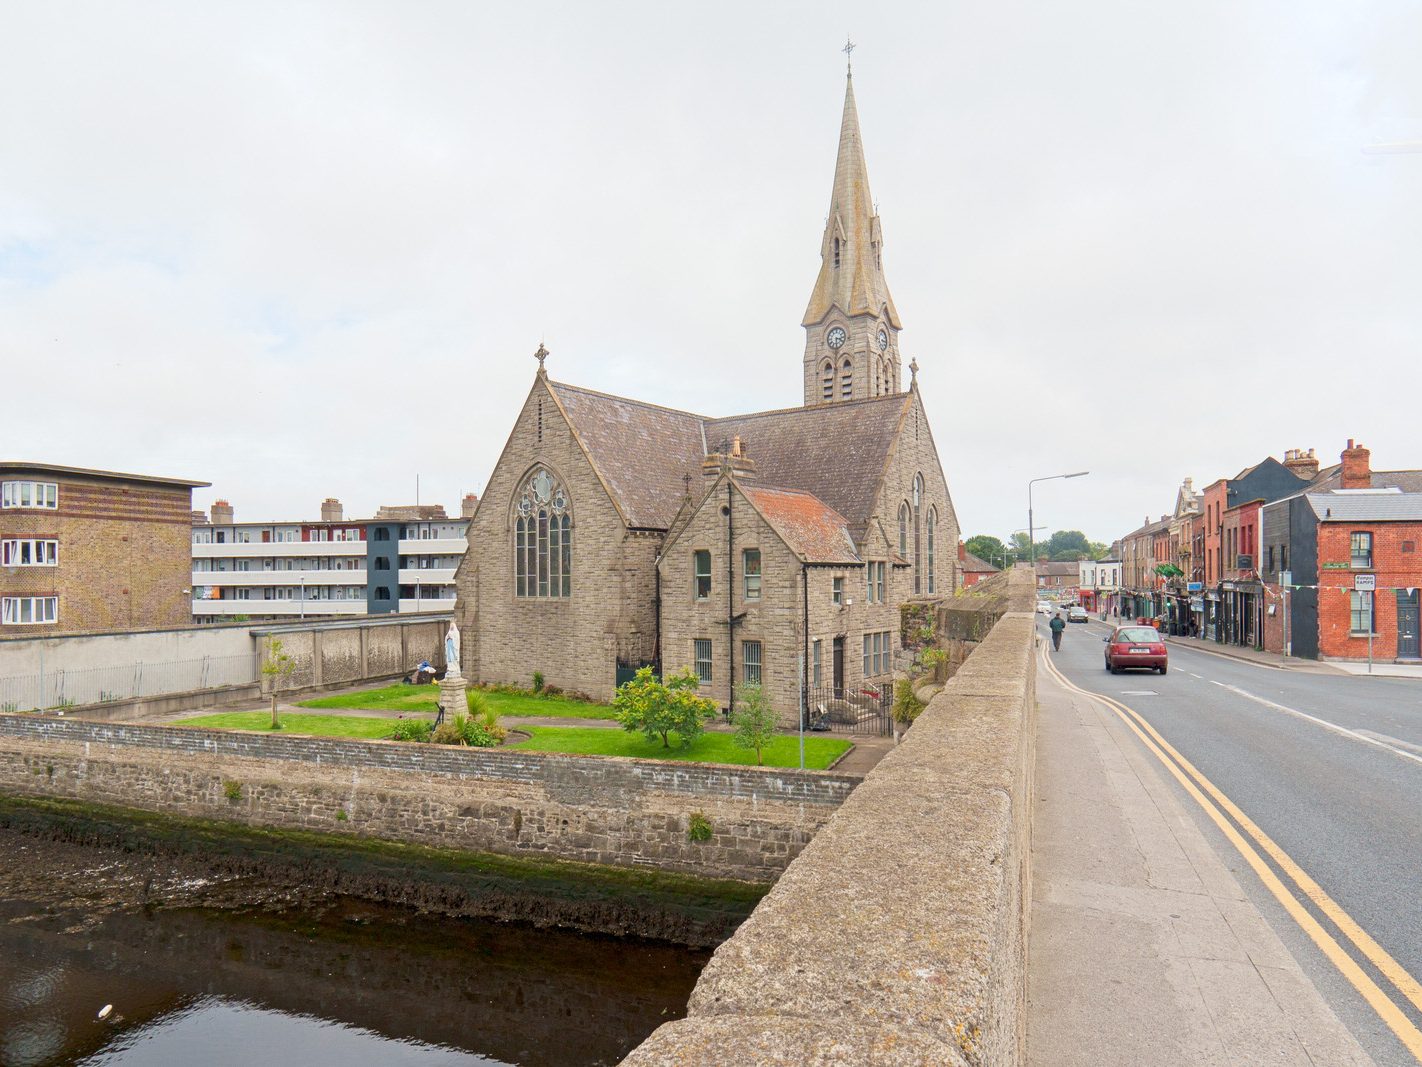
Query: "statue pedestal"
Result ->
[[438, 674, 468, 723]]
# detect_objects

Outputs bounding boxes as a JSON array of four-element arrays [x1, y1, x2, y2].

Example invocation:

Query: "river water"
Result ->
[[0, 831, 709, 1067]]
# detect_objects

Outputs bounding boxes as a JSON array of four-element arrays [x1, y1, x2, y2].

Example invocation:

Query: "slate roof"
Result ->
[[1306, 492, 1422, 522], [960, 551, 998, 573], [741, 485, 860, 564], [547, 383, 706, 529], [548, 379, 910, 536], [707, 394, 908, 539], [1308, 465, 1422, 493]]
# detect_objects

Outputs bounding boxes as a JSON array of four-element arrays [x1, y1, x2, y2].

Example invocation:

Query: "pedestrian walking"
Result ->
[[1049, 611, 1066, 652]]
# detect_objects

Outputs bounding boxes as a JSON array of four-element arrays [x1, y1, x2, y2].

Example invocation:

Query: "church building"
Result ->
[[453, 71, 961, 719]]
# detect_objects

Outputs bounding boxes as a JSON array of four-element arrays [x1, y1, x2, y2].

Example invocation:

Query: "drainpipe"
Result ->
[[653, 552, 661, 674], [726, 481, 735, 716], [802, 560, 810, 695]]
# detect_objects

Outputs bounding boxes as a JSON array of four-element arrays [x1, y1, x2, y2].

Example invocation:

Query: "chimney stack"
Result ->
[[462, 492, 479, 519], [1283, 447, 1320, 480], [321, 497, 343, 523], [210, 500, 234, 524], [191, 509, 209, 525], [958, 541, 967, 562], [702, 437, 757, 480], [1340, 440, 1371, 490]]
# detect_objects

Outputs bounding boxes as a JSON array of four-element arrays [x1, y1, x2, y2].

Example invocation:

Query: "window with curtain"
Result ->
[[514, 468, 573, 598], [743, 548, 761, 600], [1350, 590, 1374, 634], [693, 550, 712, 600]]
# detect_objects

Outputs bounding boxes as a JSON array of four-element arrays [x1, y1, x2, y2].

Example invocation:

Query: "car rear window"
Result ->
[[1115, 627, 1159, 643]]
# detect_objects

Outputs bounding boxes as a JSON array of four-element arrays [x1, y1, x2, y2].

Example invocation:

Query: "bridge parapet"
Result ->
[[623, 565, 1037, 1066]]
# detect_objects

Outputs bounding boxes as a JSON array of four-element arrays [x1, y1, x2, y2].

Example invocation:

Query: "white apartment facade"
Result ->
[[192, 497, 472, 621]]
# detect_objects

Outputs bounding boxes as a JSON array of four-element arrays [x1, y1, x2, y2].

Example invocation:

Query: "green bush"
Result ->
[[431, 714, 500, 748], [532, 671, 545, 693], [388, 719, 433, 743], [222, 780, 242, 801], [892, 678, 925, 725], [467, 691, 506, 743], [687, 811, 713, 843], [335, 808, 348, 821]]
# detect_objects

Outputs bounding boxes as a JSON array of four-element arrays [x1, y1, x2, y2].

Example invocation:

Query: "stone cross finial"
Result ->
[[842, 36, 856, 74], [534, 342, 549, 373], [909, 357, 919, 385]]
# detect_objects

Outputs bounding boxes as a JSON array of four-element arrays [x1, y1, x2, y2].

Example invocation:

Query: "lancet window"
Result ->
[[515, 468, 572, 598]]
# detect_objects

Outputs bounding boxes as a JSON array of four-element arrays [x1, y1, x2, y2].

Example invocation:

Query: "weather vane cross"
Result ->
[[842, 36, 856, 73], [534, 341, 549, 371]]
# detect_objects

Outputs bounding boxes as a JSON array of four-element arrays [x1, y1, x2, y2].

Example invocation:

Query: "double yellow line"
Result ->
[[1040, 649, 1422, 1061]]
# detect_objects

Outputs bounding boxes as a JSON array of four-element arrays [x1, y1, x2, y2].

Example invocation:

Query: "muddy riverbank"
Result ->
[[0, 800, 737, 1066]]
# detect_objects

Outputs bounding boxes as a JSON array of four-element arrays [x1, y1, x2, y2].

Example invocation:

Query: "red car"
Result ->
[[1104, 625, 1168, 674]]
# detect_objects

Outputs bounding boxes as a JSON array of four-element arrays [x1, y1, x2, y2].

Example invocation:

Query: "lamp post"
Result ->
[[299, 575, 306, 620], [1028, 472, 1089, 581]]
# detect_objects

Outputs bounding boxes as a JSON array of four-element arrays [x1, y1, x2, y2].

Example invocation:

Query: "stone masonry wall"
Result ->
[[625, 565, 1038, 1066], [0, 715, 857, 882], [456, 377, 658, 700]]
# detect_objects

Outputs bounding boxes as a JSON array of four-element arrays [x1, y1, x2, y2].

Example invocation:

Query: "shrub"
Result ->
[[222, 780, 242, 801], [892, 678, 925, 725], [687, 811, 713, 843], [388, 719, 433, 743], [432, 714, 500, 748], [335, 809, 348, 821], [469, 691, 506, 743], [541, 684, 563, 697], [532, 671, 545, 693], [614, 667, 714, 750]]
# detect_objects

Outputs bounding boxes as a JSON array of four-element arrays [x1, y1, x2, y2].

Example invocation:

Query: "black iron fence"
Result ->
[[803, 682, 894, 736]]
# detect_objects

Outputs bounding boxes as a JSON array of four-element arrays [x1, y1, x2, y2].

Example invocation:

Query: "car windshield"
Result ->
[[1114, 627, 1159, 643]]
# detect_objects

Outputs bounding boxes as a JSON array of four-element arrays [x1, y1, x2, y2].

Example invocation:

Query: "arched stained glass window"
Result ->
[[515, 468, 572, 598], [898, 502, 909, 558], [912, 474, 925, 595]]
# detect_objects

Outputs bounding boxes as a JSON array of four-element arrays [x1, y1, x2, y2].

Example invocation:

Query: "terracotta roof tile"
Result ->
[[741, 485, 860, 564]]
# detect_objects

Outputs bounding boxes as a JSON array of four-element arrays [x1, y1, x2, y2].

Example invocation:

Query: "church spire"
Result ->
[[802, 65, 903, 406], [802, 71, 900, 331]]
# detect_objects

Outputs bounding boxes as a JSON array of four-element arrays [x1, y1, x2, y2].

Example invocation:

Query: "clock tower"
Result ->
[[802, 67, 903, 406]]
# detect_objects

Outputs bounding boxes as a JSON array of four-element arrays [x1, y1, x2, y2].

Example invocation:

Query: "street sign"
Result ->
[[1186, 582, 1203, 592], [1355, 574, 1376, 592]]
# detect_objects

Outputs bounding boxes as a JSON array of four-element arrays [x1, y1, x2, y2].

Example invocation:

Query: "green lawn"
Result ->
[[507, 726, 852, 770], [176, 711, 406, 739], [296, 682, 615, 719]]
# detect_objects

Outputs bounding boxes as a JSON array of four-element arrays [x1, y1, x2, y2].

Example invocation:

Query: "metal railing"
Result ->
[[0, 652, 261, 713], [803, 683, 894, 736]]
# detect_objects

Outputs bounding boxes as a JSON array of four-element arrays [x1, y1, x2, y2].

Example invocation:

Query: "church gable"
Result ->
[[872, 388, 960, 595]]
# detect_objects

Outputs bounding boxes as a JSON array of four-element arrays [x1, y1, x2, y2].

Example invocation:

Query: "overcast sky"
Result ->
[[3, 2, 1419, 547]]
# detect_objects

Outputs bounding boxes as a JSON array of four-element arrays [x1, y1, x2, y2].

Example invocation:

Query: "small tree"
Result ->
[[260, 637, 298, 729], [731, 683, 779, 766], [613, 666, 713, 749]]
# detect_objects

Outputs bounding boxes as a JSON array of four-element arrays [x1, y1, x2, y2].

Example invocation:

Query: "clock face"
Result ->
[[878, 328, 889, 351], [826, 326, 847, 350]]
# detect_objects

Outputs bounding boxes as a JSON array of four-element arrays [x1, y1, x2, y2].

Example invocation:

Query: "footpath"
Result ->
[[1026, 642, 1372, 1066]]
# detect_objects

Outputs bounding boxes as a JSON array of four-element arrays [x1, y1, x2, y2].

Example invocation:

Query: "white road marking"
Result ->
[[1187, 672, 1203, 679], [1219, 684, 1422, 769]]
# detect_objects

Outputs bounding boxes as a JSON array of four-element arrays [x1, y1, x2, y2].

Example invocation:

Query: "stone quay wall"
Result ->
[[0, 715, 858, 882], [625, 565, 1038, 1066]]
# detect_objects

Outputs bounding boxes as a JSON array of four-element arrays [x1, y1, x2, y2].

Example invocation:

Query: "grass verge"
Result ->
[[509, 726, 852, 770], [297, 682, 615, 719], [176, 712, 405, 738]]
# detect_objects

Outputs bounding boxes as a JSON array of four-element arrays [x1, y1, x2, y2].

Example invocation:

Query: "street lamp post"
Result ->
[[1028, 472, 1089, 582], [300, 575, 306, 620]]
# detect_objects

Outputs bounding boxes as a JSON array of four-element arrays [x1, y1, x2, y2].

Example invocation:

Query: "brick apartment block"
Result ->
[[1, 463, 208, 636]]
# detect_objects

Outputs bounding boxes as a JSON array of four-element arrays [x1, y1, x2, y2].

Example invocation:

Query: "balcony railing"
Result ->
[[191, 599, 368, 615], [193, 540, 365, 558], [192, 570, 367, 587], [398, 538, 466, 555], [398, 568, 456, 585]]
